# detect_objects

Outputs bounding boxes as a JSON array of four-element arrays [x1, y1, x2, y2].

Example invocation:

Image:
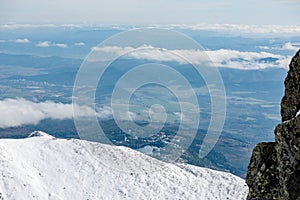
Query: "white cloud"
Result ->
[[0, 24, 57, 29], [15, 38, 30, 43], [0, 39, 6, 43], [256, 46, 270, 50], [95, 106, 113, 119], [0, 24, 85, 29], [92, 46, 135, 54], [0, 98, 111, 128], [36, 41, 68, 48], [74, 42, 85, 46], [91, 45, 292, 70], [168, 24, 300, 34], [55, 43, 68, 48], [205, 49, 291, 70], [277, 42, 300, 51], [257, 42, 300, 51], [1, 24, 300, 35], [173, 112, 185, 121], [37, 41, 51, 47]]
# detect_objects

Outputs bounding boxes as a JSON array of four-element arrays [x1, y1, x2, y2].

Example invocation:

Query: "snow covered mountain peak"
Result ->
[[28, 130, 54, 138], [0, 132, 248, 200]]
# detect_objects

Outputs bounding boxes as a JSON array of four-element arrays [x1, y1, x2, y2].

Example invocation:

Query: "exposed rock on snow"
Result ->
[[28, 130, 54, 138]]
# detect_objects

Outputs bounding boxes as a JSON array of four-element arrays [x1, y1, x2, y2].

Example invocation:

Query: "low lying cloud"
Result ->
[[37, 41, 68, 48], [206, 49, 291, 70], [257, 42, 300, 51], [0, 98, 111, 128], [0, 24, 82, 29], [278, 42, 300, 51], [168, 24, 300, 35], [1, 24, 300, 35], [74, 42, 85, 46], [91, 45, 292, 70], [0, 38, 30, 43], [15, 38, 30, 43]]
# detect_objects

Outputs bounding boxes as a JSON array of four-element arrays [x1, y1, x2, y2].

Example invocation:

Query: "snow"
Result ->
[[0, 131, 248, 200], [28, 130, 54, 138]]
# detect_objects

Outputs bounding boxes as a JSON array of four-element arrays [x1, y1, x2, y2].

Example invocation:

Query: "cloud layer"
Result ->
[[1, 24, 300, 35], [92, 45, 292, 70], [74, 42, 85, 46], [0, 98, 111, 128], [37, 41, 68, 48], [168, 24, 300, 35], [15, 38, 30, 43], [257, 42, 300, 51]]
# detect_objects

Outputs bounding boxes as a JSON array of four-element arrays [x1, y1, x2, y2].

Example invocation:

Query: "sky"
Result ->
[[0, 0, 299, 25]]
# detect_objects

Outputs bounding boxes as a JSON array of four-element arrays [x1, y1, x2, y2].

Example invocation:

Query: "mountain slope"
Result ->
[[0, 131, 248, 200]]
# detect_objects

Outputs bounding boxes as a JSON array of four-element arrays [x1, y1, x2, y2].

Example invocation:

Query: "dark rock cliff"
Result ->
[[246, 49, 300, 200], [281, 50, 300, 122]]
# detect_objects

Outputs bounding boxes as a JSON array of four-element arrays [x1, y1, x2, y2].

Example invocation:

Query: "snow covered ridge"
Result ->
[[0, 131, 248, 200], [27, 130, 55, 138]]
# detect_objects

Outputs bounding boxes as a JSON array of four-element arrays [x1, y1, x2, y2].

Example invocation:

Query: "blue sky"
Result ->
[[0, 0, 299, 25]]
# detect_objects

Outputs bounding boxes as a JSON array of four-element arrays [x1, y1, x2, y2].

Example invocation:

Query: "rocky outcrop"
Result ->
[[281, 50, 300, 121], [246, 49, 300, 200], [246, 142, 279, 199], [274, 116, 300, 199]]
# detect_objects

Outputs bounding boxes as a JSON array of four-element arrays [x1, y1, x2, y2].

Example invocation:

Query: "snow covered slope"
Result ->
[[0, 131, 248, 200]]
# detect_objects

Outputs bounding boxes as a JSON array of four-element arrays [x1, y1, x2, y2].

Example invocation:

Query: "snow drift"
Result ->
[[0, 131, 248, 200]]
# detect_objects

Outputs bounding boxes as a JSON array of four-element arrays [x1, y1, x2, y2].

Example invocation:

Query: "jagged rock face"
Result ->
[[246, 49, 300, 200], [275, 116, 300, 199], [246, 142, 279, 199], [281, 50, 300, 122]]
